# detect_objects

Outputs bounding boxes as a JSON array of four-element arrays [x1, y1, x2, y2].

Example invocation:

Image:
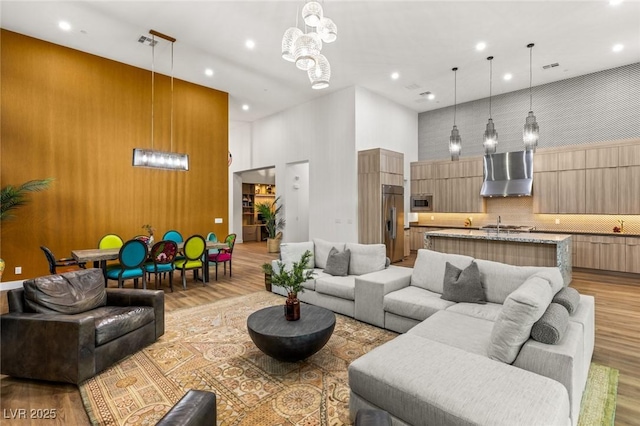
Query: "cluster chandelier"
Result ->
[[449, 67, 462, 161], [133, 29, 189, 171], [483, 56, 498, 154], [523, 43, 540, 151], [281, 1, 337, 90]]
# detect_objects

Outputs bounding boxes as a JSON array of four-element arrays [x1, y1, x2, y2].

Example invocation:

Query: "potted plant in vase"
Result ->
[[271, 250, 315, 321], [0, 178, 53, 281], [255, 196, 286, 253], [261, 262, 273, 292]]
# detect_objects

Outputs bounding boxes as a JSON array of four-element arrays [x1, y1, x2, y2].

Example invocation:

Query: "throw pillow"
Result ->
[[552, 287, 580, 314], [313, 239, 345, 269], [440, 261, 486, 304], [345, 243, 386, 275], [24, 268, 107, 314], [531, 303, 570, 345], [488, 276, 553, 364], [324, 247, 351, 276], [280, 241, 315, 270]]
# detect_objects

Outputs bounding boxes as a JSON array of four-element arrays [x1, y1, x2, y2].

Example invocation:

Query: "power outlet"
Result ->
[[15, 266, 22, 275], [555, 218, 560, 225], [431, 216, 435, 221]]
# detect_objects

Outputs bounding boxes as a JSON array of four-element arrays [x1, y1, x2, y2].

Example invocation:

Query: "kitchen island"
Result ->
[[424, 229, 572, 285]]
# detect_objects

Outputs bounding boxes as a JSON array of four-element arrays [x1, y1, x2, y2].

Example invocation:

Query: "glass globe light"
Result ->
[[302, 1, 323, 27], [308, 54, 330, 89], [318, 17, 337, 43], [281, 27, 303, 62]]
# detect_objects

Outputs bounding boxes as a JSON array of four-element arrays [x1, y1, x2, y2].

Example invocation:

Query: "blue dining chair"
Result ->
[[106, 239, 148, 289], [162, 230, 183, 244], [144, 240, 178, 292], [174, 235, 206, 290], [206, 232, 219, 257]]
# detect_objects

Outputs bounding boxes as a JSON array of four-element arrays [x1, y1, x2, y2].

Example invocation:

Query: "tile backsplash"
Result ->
[[416, 197, 639, 235]]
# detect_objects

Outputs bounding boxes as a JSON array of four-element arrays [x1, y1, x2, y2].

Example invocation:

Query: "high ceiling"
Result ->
[[2, 1, 639, 122]]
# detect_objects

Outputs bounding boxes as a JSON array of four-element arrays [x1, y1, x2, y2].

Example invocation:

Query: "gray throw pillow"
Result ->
[[552, 287, 580, 314], [324, 247, 351, 276], [531, 303, 570, 344], [441, 261, 486, 304]]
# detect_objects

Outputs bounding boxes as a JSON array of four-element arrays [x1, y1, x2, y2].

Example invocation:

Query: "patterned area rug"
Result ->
[[80, 292, 618, 426]]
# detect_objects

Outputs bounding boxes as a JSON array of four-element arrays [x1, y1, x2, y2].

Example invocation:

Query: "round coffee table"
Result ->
[[247, 304, 336, 362]]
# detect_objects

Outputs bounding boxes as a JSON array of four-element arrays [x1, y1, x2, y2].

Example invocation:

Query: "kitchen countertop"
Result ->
[[410, 223, 638, 238], [425, 229, 572, 244]]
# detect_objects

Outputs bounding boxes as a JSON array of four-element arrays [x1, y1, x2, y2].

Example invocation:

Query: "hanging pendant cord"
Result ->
[[489, 58, 493, 118], [151, 36, 155, 150], [170, 41, 174, 152], [529, 44, 533, 111], [453, 68, 457, 125]]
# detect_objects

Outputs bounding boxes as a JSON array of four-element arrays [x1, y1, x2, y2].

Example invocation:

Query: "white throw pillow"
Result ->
[[345, 243, 386, 276], [313, 239, 345, 269], [279, 242, 315, 269], [411, 249, 473, 294], [488, 276, 553, 364]]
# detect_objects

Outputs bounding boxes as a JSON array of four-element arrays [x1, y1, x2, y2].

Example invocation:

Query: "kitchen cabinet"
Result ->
[[619, 144, 640, 167], [558, 170, 585, 214], [598, 236, 626, 272], [625, 238, 640, 274], [533, 152, 558, 172], [573, 235, 626, 272], [585, 168, 618, 214], [573, 236, 600, 269], [618, 166, 640, 214], [557, 150, 585, 170], [410, 227, 427, 251], [404, 229, 411, 257], [586, 147, 618, 168], [433, 179, 450, 212], [533, 172, 558, 213], [411, 179, 434, 195]]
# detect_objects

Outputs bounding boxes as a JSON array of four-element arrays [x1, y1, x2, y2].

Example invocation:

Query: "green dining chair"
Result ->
[[98, 233, 124, 270], [174, 235, 206, 290]]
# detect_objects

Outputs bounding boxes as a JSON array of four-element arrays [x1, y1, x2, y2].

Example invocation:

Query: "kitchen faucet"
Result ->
[[497, 216, 501, 234]]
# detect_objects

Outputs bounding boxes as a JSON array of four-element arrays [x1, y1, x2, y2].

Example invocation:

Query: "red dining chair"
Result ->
[[144, 240, 178, 292], [209, 234, 236, 280]]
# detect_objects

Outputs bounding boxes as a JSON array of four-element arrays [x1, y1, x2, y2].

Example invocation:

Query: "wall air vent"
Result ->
[[138, 35, 158, 47], [543, 63, 560, 70]]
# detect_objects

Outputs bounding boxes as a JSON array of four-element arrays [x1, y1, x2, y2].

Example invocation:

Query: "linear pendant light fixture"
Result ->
[[281, 1, 337, 90], [133, 29, 189, 171], [523, 43, 540, 152], [449, 67, 462, 161], [483, 56, 498, 154]]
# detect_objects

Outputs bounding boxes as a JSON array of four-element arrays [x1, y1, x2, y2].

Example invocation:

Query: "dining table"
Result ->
[[72, 240, 230, 285]]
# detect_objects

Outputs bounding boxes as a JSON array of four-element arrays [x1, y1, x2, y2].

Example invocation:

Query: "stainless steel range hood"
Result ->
[[481, 150, 533, 197]]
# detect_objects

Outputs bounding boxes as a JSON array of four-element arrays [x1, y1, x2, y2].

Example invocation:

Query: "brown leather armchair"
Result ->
[[0, 268, 164, 385]]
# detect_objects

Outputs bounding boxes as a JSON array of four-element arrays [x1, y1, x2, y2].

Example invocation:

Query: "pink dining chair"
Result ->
[[208, 234, 236, 280]]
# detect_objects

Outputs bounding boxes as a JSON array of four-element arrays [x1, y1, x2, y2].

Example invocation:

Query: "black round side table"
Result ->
[[247, 304, 336, 362]]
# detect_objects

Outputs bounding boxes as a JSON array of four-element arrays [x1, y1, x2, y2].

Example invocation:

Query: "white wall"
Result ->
[[249, 86, 358, 243], [228, 121, 252, 238], [354, 87, 419, 226], [284, 161, 310, 242]]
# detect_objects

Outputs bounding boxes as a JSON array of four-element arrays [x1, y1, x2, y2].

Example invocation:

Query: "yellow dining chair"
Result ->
[[98, 233, 124, 270], [174, 235, 206, 290]]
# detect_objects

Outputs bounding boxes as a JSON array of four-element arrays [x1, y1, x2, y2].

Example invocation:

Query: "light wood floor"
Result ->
[[1, 243, 638, 425]]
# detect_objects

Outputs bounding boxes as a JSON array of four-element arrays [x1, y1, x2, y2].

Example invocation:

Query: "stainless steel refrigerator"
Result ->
[[382, 185, 404, 263]]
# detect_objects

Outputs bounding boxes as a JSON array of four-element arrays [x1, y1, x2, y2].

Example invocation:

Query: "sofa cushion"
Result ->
[[93, 305, 155, 346], [23, 269, 107, 314], [441, 261, 486, 304], [315, 275, 356, 300], [474, 259, 560, 304], [531, 302, 570, 345], [324, 247, 351, 276], [411, 249, 473, 294], [552, 287, 580, 314], [408, 310, 494, 356], [280, 241, 315, 269], [445, 302, 503, 322], [384, 286, 455, 322], [346, 243, 386, 276], [313, 239, 346, 269], [488, 276, 553, 364]]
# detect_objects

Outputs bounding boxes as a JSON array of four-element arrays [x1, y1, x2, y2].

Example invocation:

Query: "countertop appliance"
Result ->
[[382, 185, 404, 263], [410, 194, 433, 212], [481, 150, 534, 197]]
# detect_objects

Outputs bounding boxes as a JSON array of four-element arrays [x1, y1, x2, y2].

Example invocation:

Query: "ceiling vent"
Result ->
[[138, 35, 158, 47], [542, 63, 559, 70], [405, 83, 421, 90]]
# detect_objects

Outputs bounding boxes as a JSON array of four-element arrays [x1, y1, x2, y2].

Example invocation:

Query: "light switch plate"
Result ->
[[215, 218, 223, 224]]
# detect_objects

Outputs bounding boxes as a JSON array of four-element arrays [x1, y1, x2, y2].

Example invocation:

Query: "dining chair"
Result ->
[[40, 246, 85, 274], [144, 240, 178, 292], [206, 232, 220, 257], [106, 239, 148, 289], [174, 234, 206, 290], [162, 230, 183, 244], [209, 234, 237, 280], [98, 233, 124, 270], [134, 234, 150, 245]]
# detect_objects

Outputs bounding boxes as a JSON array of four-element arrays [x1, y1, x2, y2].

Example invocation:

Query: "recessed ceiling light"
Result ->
[[391, 72, 400, 80], [242, 104, 250, 111], [609, 0, 623, 6], [205, 68, 214, 77], [427, 93, 435, 100], [612, 43, 624, 52], [476, 42, 486, 51], [503, 73, 513, 81], [245, 39, 255, 50], [58, 21, 71, 31]]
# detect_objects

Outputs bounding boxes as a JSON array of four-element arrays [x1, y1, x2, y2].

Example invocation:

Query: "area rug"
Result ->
[[80, 292, 618, 426]]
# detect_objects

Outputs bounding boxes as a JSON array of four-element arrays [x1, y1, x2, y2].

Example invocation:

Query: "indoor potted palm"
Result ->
[[271, 250, 314, 321], [255, 196, 286, 253], [0, 178, 53, 280]]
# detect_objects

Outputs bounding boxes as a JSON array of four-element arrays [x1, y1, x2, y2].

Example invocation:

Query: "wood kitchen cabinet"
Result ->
[[573, 235, 626, 272], [404, 229, 411, 257], [433, 179, 450, 212], [598, 236, 626, 272], [625, 238, 640, 274], [585, 167, 618, 214], [618, 166, 640, 214], [558, 170, 585, 213], [533, 171, 558, 213], [410, 227, 427, 250], [573, 236, 600, 269]]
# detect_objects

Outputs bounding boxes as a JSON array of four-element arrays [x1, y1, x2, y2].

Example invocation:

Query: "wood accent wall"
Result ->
[[0, 30, 229, 281]]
